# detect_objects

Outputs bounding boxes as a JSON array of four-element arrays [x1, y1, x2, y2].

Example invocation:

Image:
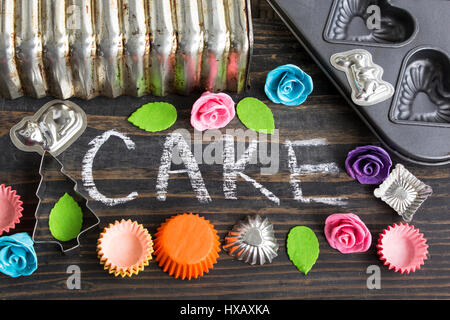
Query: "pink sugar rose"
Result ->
[[324, 213, 372, 254], [190, 92, 235, 131]]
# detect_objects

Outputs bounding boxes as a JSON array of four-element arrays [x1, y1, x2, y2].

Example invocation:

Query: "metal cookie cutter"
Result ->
[[374, 164, 433, 222], [10, 99, 98, 252], [33, 152, 99, 253], [330, 49, 395, 106], [10, 100, 87, 157]]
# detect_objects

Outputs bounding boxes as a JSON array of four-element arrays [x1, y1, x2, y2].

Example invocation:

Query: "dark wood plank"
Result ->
[[0, 0, 449, 300]]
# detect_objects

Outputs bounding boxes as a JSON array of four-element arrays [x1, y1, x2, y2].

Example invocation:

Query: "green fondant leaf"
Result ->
[[128, 102, 177, 132], [236, 97, 275, 134], [49, 193, 83, 242], [286, 226, 319, 275]]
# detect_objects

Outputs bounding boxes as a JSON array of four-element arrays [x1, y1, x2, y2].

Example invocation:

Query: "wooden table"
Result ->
[[0, 1, 449, 300]]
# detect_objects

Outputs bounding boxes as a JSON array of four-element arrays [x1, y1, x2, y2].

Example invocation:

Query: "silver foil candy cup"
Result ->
[[330, 49, 395, 106], [0, 0, 252, 100], [10, 100, 87, 157], [223, 215, 279, 265], [374, 164, 433, 222]]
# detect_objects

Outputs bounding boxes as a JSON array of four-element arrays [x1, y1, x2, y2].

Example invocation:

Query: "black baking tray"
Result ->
[[266, 0, 450, 166]]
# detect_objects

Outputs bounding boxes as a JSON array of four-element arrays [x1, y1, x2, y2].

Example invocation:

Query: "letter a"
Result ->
[[157, 133, 211, 203]]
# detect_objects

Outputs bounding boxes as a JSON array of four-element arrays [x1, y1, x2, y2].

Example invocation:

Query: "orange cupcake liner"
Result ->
[[0, 184, 23, 235], [153, 213, 220, 280], [377, 223, 428, 274], [97, 219, 153, 277]]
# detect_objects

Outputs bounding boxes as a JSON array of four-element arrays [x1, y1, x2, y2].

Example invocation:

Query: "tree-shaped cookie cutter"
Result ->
[[33, 152, 100, 253]]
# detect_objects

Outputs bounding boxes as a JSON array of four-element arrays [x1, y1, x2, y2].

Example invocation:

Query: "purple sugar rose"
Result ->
[[345, 145, 392, 185]]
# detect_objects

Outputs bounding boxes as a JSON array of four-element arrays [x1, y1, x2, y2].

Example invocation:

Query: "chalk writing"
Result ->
[[82, 130, 138, 206], [285, 139, 347, 206], [81, 130, 346, 207], [223, 134, 280, 205], [157, 132, 212, 203]]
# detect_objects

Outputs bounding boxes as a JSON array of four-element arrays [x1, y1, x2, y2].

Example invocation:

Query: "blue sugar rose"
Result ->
[[0, 232, 37, 278], [264, 64, 313, 106]]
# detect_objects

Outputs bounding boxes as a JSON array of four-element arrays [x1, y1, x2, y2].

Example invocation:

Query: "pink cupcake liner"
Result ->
[[377, 223, 428, 274], [97, 219, 153, 277], [0, 184, 23, 235]]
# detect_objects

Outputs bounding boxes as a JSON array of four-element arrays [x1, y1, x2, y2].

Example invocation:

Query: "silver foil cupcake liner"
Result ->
[[10, 100, 87, 157], [374, 164, 433, 222], [223, 215, 279, 265]]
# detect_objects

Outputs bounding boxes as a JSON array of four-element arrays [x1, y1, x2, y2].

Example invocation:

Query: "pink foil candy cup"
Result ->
[[0, 184, 23, 235], [97, 219, 153, 277], [377, 223, 428, 274]]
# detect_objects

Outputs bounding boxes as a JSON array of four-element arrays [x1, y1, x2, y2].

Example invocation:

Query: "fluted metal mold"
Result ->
[[0, 0, 252, 100], [223, 215, 279, 265]]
